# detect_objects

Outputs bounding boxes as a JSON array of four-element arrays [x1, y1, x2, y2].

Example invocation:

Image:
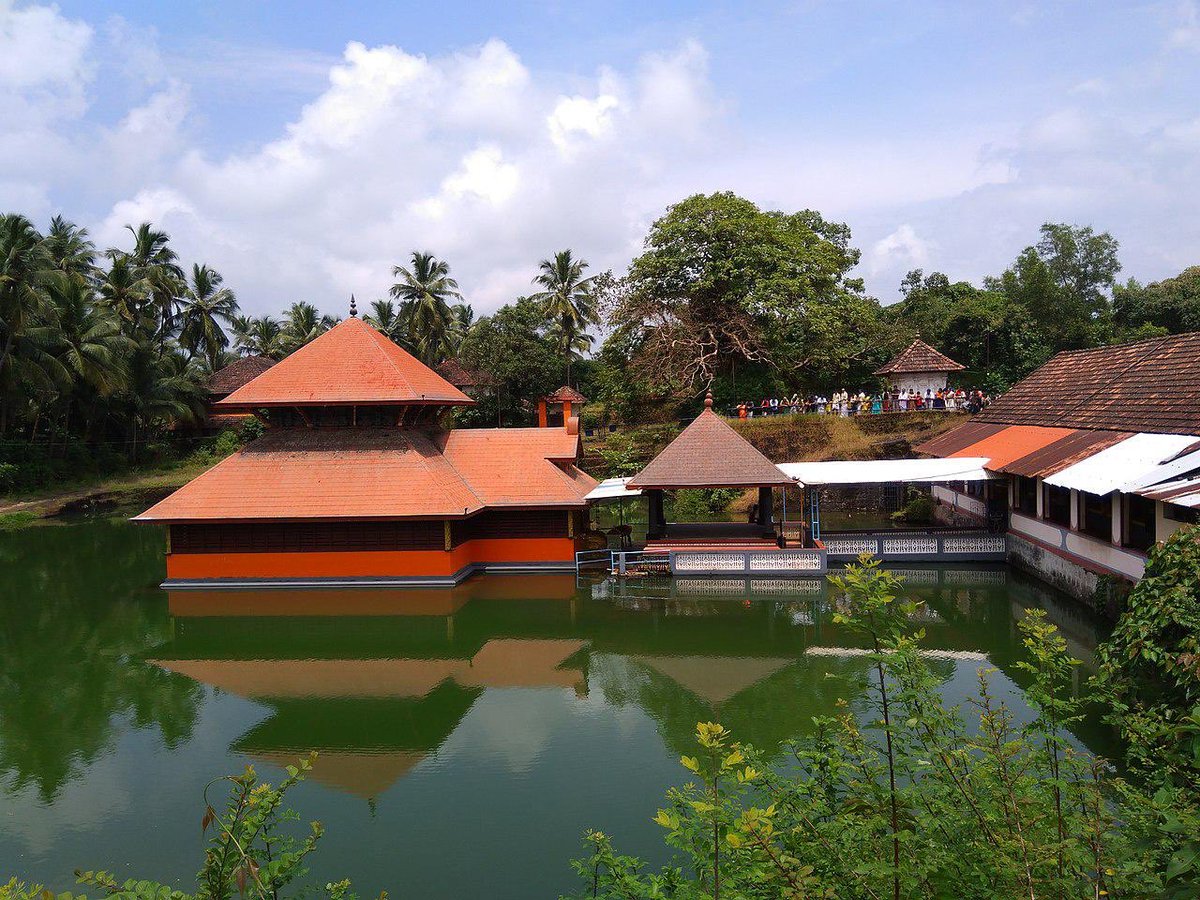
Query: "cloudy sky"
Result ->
[[3, 0, 1199, 316]]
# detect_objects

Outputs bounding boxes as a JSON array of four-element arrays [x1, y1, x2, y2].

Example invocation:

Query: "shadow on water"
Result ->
[[0, 519, 1116, 898]]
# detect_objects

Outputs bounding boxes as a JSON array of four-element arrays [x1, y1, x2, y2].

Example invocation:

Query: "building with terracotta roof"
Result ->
[[874, 339, 965, 395], [538, 385, 586, 428], [202, 355, 277, 432], [136, 314, 596, 587], [918, 331, 1200, 599]]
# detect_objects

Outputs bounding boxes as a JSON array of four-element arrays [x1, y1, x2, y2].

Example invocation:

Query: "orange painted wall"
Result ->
[[165, 536, 576, 580]]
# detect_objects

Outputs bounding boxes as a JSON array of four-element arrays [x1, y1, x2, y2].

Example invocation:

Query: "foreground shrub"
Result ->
[[567, 556, 1200, 899]]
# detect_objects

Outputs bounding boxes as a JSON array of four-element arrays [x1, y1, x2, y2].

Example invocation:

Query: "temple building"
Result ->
[[875, 338, 965, 395], [920, 331, 1200, 599], [136, 311, 596, 587]]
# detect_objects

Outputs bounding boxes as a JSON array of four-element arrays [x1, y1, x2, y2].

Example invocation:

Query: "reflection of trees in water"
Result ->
[[586, 652, 872, 761], [0, 520, 203, 801]]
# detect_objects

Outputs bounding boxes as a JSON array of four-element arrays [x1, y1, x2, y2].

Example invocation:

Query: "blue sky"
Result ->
[[3, 1, 1199, 315]]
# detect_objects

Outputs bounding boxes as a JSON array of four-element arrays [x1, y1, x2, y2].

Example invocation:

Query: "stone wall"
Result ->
[[1006, 531, 1102, 605]]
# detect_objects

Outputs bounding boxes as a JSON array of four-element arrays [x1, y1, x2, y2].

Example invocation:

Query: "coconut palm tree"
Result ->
[[178, 264, 238, 371], [0, 214, 54, 432], [97, 255, 150, 331], [531, 249, 599, 383], [43, 216, 96, 278], [390, 251, 461, 364], [113, 223, 184, 348], [365, 299, 409, 346], [235, 315, 286, 359], [280, 301, 337, 352], [47, 274, 130, 397]]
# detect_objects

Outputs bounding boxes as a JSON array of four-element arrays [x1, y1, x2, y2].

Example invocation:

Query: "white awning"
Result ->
[[584, 477, 644, 502], [1135, 473, 1200, 508], [1119, 447, 1200, 493], [776, 457, 998, 487], [1044, 433, 1200, 495]]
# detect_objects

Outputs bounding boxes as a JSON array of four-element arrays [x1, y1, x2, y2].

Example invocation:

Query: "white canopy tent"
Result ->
[[584, 477, 644, 502], [776, 457, 997, 487]]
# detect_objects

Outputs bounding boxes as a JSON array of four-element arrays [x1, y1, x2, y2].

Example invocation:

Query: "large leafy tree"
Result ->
[[987, 223, 1121, 352], [179, 264, 238, 372], [532, 250, 600, 383], [390, 251, 461, 364], [606, 192, 881, 392], [1114, 266, 1200, 336], [457, 296, 563, 426]]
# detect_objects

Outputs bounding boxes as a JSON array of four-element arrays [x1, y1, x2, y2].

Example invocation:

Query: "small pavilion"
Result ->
[[539, 386, 586, 428], [875, 339, 965, 395], [626, 393, 795, 545]]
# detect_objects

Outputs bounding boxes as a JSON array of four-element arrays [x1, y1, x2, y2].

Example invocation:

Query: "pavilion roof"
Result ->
[[215, 317, 472, 409], [134, 426, 594, 523], [207, 355, 276, 396], [546, 385, 587, 404], [875, 339, 965, 375], [628, 397, 792, 489]]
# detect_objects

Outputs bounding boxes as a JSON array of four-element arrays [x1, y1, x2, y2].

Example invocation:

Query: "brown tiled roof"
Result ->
[[915, 422, 1007, 457], [546, 385, 587, 404], [215, 317, 472, 409], [628, 403, 792, 489], [134, 426, 593, 523], [435, 358, 493, 388], [207, 356, 276, 396], [875, 339, 965, 375], [1000, 429, 1131, 478], [975, 331, 1200, 435]]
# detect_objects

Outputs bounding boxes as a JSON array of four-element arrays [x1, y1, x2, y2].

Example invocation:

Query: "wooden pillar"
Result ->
[[443, 521, 452, 551], [757, 486, 773, 529], [538, 399, 548, 428], [648, 490, 665, 537], [563, 400, 572, 424]]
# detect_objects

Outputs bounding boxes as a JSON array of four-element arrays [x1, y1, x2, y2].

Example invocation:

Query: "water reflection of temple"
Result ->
[[147, 567, 1110, 800]]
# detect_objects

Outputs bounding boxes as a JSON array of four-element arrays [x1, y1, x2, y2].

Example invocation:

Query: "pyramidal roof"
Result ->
[[215, 317, 473, 408], [875, 339, 965, 375], [628, 395, 793, 489]]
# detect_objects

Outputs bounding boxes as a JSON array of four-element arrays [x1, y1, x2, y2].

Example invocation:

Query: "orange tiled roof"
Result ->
[[215, 318, 472, 409], [438, 429, 596, 507], [875, 339, 965, 375], [134, 426, 594, 523], [628, 402, 792, 489], [943, 424, 1077, 470]]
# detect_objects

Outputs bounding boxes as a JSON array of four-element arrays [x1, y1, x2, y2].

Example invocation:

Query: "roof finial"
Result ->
[[704, 391, 713, 409], [349, 295, 357, 318]]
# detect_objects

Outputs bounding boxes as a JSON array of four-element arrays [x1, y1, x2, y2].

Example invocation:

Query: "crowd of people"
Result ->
[[733, 387, 993, 418]]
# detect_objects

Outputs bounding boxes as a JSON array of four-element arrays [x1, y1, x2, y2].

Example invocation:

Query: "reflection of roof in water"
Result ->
[[150, 639, 588, 699], [251, 749, 427, 800], [631, 656, 794, 704]]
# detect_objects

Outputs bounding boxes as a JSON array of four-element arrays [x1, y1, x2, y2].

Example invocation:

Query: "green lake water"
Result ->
[[0, 518, 1111, 898]]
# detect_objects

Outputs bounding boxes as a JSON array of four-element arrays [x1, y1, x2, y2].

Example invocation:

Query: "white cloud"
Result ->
[[547, 92, 620, 152], [0, 0, 92, 92], [1166, 0, 1200, 50], [868, 224, 932, 277]]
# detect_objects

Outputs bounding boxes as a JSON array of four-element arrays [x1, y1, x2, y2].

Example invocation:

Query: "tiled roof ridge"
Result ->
[[406, 429, 486, 514], [874, 338, 965, 375]]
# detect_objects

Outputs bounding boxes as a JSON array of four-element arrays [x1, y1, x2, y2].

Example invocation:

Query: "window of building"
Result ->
[[1078, 491, 1113, 542], [1124, 494, 1157, 552], [1015, 476, 1038, 517], [1043, 484, 1071, 528], [1164, 503, 1200, 524]]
